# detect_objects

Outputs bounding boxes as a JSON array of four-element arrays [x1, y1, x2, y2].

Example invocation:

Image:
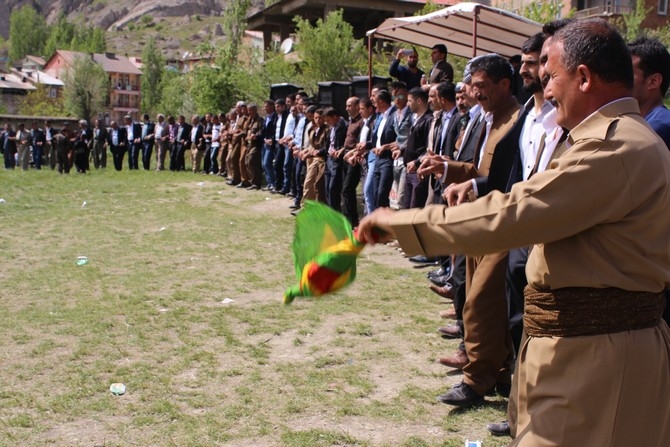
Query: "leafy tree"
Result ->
[[72, 27, 107, 54], [140, 37, 165, 115], [17, 84, 66, 117], [189, 64, 236, 114], [9, 5, 48, 62], [63, 55, 109, 121], [221, 0, 251, 61], [293, 10, 366, 92], [618, 0, 652, 41], [521, 1, 566, 23], [43, 14, 75, 58], [158, 69, 194, 117], [43, 14, 106, 58], [649, 27, 670, 47]]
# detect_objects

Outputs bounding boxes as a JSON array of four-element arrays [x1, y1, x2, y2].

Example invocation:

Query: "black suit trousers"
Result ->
[[342, 162, 361, 227], [326, 157, 343, 212]]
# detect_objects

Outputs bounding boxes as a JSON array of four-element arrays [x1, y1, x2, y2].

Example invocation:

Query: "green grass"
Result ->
[[0, 168, 508, 446]]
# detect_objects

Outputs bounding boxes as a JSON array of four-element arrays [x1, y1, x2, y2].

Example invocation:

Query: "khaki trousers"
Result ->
[[245, 145, 262, 186], [462, 251, 514, 395], [510, 321, 670, 446], [155, 140, 167, 170], [218, 143, 229, 174], [239, 143, 249, 183], [191, 148, 203, 173], [227, 140, 242, 182], [301, 157, 326, 205], [17, 144, 30, 171]]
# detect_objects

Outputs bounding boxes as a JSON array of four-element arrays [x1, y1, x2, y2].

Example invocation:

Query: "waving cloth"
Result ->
[[284, 201, 380, 304]]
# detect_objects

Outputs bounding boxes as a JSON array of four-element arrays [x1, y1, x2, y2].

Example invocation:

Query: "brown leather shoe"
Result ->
[[429, 283, 454, 299], [437, 323, 462, 339], [439, 308, 457, 319], [438, 348, 468, 369]]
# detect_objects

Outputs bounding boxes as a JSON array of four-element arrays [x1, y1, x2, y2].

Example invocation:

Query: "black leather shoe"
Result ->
[[429, 274, 451, 287], [437, 382, 484, 407], [409, 255, 437, 264], [487, 421, 511, 437], [427, 266, 450, 278], [226, 180, 239, 186], [236, 182, 251, 188]]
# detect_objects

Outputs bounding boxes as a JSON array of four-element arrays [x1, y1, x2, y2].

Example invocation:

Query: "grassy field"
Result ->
[[0, 167, 508, 447]]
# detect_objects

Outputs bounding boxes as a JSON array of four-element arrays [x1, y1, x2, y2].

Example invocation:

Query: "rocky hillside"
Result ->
[[1, 0, 266, 58]]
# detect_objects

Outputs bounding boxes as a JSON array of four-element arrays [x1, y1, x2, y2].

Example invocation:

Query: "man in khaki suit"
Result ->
[[418, 54, 524, 407], [226, 102, 248, 186], [360, 19, 670, 446]]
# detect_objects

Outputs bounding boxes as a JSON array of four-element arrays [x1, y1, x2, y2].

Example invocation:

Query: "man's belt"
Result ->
[[524, 286, 664, 337]]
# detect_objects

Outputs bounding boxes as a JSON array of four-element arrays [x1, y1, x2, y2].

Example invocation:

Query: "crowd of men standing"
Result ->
[[2, 16, 670, 447]]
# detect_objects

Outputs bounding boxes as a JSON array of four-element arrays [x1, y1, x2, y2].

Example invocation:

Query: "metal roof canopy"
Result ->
[[366, 2, 542, 60]]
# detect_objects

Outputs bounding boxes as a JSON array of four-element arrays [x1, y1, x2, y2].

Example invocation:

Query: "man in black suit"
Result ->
[[124, 115, 142, 170], [171, 115, 191, 172], [74, 120, 93, 173], [261, 100, 278, 190], [30, 121, 46, 170], [91, 119, 109, 169], [190, 115, 205, 173], [366, 89, 397, 209], [1, 123, 17, 169], [324, 107, 347, 212], [341, 97, 363, 226], [400, 87, 433, 209], [141, 113, 155, 171], [107, 121, 128, 171], [273, 99, 289, 193], [53, 124, 74, 174], [422, 44, 454, 90]]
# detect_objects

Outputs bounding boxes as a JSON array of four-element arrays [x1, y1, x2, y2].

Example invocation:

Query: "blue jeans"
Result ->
[[262, 144, 276, 188], [210, 145, 220, 173], [281, 146, 293, 193], [32, 145, 43, 169], [374, 157, 393, 209], [363, 153, 377, 214]]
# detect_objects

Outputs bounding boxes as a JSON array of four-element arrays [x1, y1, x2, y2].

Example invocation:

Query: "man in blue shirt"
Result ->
[[629, 36, 670, 149], [389, 48, 425, 90]]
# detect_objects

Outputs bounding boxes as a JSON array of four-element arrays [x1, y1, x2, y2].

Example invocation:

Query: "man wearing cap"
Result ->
[[416, 54, 526, 407]]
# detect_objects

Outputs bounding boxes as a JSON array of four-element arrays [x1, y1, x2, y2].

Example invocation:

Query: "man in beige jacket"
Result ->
[[359, 19, 670, 446]]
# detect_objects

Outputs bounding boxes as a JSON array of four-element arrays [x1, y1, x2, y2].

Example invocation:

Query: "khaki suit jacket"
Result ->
[[391, 98, 670, 293]]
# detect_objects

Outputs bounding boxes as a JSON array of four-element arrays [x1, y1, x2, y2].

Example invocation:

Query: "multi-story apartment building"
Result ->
[[43, 50, 142, 123]]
